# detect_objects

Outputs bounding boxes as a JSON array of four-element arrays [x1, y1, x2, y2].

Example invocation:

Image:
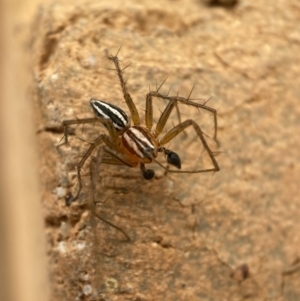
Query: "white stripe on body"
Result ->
[[91, 100, 128, 130], [123, 127, 155, 158], [123, 131, 144, 158]]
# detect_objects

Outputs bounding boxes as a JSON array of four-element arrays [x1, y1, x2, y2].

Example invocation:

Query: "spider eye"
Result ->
[[143, 169, 155, 180], [167, 151, 181, 169]]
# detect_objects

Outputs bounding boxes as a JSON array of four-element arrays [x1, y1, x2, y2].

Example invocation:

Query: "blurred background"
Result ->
[[1, 0, 300, 300]]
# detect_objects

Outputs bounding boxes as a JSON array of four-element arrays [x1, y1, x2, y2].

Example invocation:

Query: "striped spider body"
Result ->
[[90, 99, 179, 179], [120, 125, 159, 164], [90, 99, 157, 164], [61, 50, 219, 205]]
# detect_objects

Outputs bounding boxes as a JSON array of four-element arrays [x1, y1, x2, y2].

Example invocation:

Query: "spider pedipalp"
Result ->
[[165, 150, 181, 169], [140, 163, 155, 180]]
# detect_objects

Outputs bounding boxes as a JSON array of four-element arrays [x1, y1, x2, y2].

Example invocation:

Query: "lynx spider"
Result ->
[[61, 48, 220, 205]]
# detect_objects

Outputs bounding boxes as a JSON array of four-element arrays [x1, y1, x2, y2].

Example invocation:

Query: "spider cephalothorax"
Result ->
[[62, 50, 220, 205]]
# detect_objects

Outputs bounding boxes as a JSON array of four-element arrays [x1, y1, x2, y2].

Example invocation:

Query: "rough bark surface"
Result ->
[[31, 0, 300, 300]]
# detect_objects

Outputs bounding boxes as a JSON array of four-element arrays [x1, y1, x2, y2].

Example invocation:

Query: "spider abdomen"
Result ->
[[90, 99, 129, 131], [122, 126, 158, 161]]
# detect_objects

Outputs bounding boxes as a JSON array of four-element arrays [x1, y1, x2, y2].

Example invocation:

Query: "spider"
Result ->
[[61, 49, 220, 206]]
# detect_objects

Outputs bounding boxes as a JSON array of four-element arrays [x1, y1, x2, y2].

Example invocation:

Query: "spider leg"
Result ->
[[107, 52, 141, 125], [145, 90, 177, 135], [67, 137, 137, 205], [158, 119, 220, 174], [60, 117, 118, 146], [59, 118, 98, 146], [174, 101, 189, 139], [175, 102, 182, 125], [145, 80, 169, 131], [166, 86, 185, 137], [102, 146, 136, 168], [63, 115, 134, 205], [146, 91, 219, 144], [145, 81, 186, 137], [100, 155, 130, 166], [90, 151, 130, 241], [66, 134, 116, 205], [93, 211, 131, 241], [155, 99, 177, 136], [145, 92, 153, 130]]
